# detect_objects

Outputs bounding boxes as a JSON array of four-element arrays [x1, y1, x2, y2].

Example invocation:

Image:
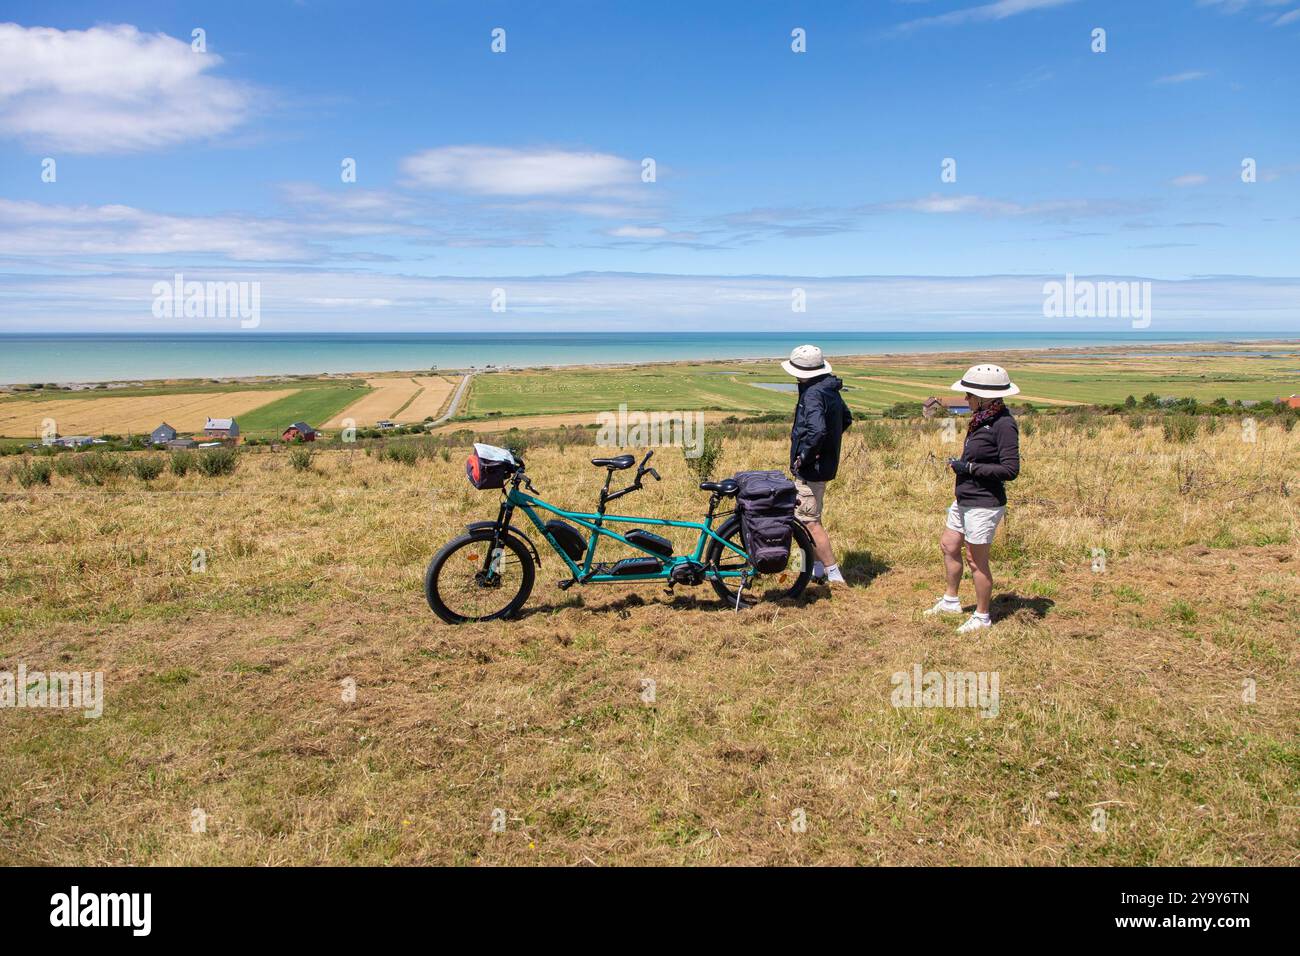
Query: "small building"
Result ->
[[50, 435, 95, 448], [923, 395, 971, 418], [281, 421, 318, 442], [376, 419, 396, 430], [150, 422, 177, 445], [204, 417, 239, 440], [1280, 395, 1300, 410], [165, 438, 198, 450]]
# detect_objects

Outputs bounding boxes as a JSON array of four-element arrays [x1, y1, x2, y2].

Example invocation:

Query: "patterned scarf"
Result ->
[[967, 397, 1005, 433]]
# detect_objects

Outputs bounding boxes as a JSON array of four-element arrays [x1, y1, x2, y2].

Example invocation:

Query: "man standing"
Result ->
[[783, 344, 853, 585]]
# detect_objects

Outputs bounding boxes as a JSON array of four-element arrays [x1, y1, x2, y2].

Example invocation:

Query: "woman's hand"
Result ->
[[947, 458, 973, 476]]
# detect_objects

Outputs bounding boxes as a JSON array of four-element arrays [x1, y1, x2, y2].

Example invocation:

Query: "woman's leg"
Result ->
[[941, 529, 964, 598], [965, 541, 992, 614]]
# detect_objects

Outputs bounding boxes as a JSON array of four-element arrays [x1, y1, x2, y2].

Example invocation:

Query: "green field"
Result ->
[[462, 346, 1300, 419], [234, 383, 371, 435]]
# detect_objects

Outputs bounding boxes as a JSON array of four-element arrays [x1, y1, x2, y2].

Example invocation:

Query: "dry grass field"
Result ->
[[0, 416, 1296, 865], [0, 389, 297, 438], [399, 376, 459, 422], [323, 375, 461, 427]]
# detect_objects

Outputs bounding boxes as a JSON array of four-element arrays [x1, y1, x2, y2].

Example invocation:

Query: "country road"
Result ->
[[429, 372, 474, 427]]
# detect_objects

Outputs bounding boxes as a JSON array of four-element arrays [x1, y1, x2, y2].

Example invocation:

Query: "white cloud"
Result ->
[[1197, 0, 1292, 13], [1154, 71, 1209, 84], [0, 23, 254, 153], [880, 194, 1152, 220], [606, 225, 669, 239], [1272, 8, 1300, 25], [1170, 173, 1209, 187], [0, 198, 407, 261], [896, 0, 1079, 31], [2, 268, 1296, 333], [400, 146, 639, 196]]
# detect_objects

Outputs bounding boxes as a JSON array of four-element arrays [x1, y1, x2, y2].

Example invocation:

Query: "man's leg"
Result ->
[[964, 541, 993, 614], [803, 518, 835, 567], [794, 479, 839, 581]]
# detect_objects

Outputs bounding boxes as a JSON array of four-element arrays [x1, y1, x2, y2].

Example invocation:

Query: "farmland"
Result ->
[[0, 380, 369, 442], [3, 345, 1294, 442], [0, 389, 299, 439], [322, 375, 460, 428], [0, 408, 1296, 865], [461, 344, 1300, 421]]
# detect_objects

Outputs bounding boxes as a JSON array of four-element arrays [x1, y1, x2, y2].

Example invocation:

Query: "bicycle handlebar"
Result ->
[[637, 449, 661, 483], [599, 449, 660, 507]]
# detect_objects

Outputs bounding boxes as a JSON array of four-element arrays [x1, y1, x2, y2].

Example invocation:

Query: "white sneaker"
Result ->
[[956, 614, 992, 634], [924, 597, 963, 616]]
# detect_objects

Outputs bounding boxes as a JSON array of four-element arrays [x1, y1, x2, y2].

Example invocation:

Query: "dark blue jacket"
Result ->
[[789, 374, 853, 482], [956, 409, 1020, 506]]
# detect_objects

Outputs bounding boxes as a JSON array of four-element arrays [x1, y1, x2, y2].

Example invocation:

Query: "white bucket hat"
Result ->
[[951, 363, 1020, 399], [781, 344, 832, 379]]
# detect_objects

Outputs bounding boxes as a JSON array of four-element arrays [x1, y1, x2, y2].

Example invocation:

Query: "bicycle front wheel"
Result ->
[[704, 515, 813, 608], [425, 529, 535, 624]]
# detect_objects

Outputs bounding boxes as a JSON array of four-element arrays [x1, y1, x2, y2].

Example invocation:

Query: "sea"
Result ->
[[1, 332, 1294, 385]]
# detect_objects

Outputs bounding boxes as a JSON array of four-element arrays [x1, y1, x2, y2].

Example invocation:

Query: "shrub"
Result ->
[[1163, 414, 1199, 444], [503, 429, 529, 458], [71, 453, 124, 486], [131, 456, 164, 481], [855, 420, 899, 451], [882, 401, 918, 419], [383, 444, 418, 466], [170, 451, 193, 476], [11, 458, 52, 487], [683, 431, 724, 480], [289, 447, 314, 472], [196, 446, 239, 477]]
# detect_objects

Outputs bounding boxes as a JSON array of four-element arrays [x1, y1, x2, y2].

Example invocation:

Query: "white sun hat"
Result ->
[[951, 363, 1020, 399], [781, 344, 832, 379]]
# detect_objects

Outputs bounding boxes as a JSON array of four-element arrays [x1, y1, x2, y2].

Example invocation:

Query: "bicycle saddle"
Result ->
[[591, 454, 635, 470], [698, 479, 738, 496]]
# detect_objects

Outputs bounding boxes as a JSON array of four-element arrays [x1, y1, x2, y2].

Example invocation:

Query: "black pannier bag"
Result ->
[[545, 520, 588, 562], [732, 470, 797, 573], [465, 442, 515, 490]]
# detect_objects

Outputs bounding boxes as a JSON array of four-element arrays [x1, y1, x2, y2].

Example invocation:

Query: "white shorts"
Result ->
[[945, 501, 1005, 545]]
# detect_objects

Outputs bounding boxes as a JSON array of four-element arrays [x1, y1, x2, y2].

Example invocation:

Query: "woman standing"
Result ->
[[924, 364, 1021, 634]]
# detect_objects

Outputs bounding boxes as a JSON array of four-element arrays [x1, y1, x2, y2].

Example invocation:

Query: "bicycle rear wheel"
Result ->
[[704, 515, 812, 607]]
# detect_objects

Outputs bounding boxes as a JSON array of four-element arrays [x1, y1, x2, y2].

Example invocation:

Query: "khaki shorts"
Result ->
[[945, 500, 1005, 545], [794, 477, 826, 522]]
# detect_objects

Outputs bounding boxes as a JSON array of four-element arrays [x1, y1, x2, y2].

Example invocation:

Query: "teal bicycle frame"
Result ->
[[493, 455, 751, 584]]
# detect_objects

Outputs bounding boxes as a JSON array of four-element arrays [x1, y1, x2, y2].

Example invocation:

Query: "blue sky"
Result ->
[[0, 0, 1297, 331]]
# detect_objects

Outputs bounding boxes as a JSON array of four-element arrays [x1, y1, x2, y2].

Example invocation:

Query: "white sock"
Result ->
[[825, 563, 845, 583], [940, 594, 961, 606], [972, 610, 990, 621], [812, 561, 825, 577]]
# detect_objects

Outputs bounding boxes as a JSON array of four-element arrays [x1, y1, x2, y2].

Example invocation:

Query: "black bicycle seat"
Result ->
[[591, 454, 635, 470], [699, 478, 738, 496]]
